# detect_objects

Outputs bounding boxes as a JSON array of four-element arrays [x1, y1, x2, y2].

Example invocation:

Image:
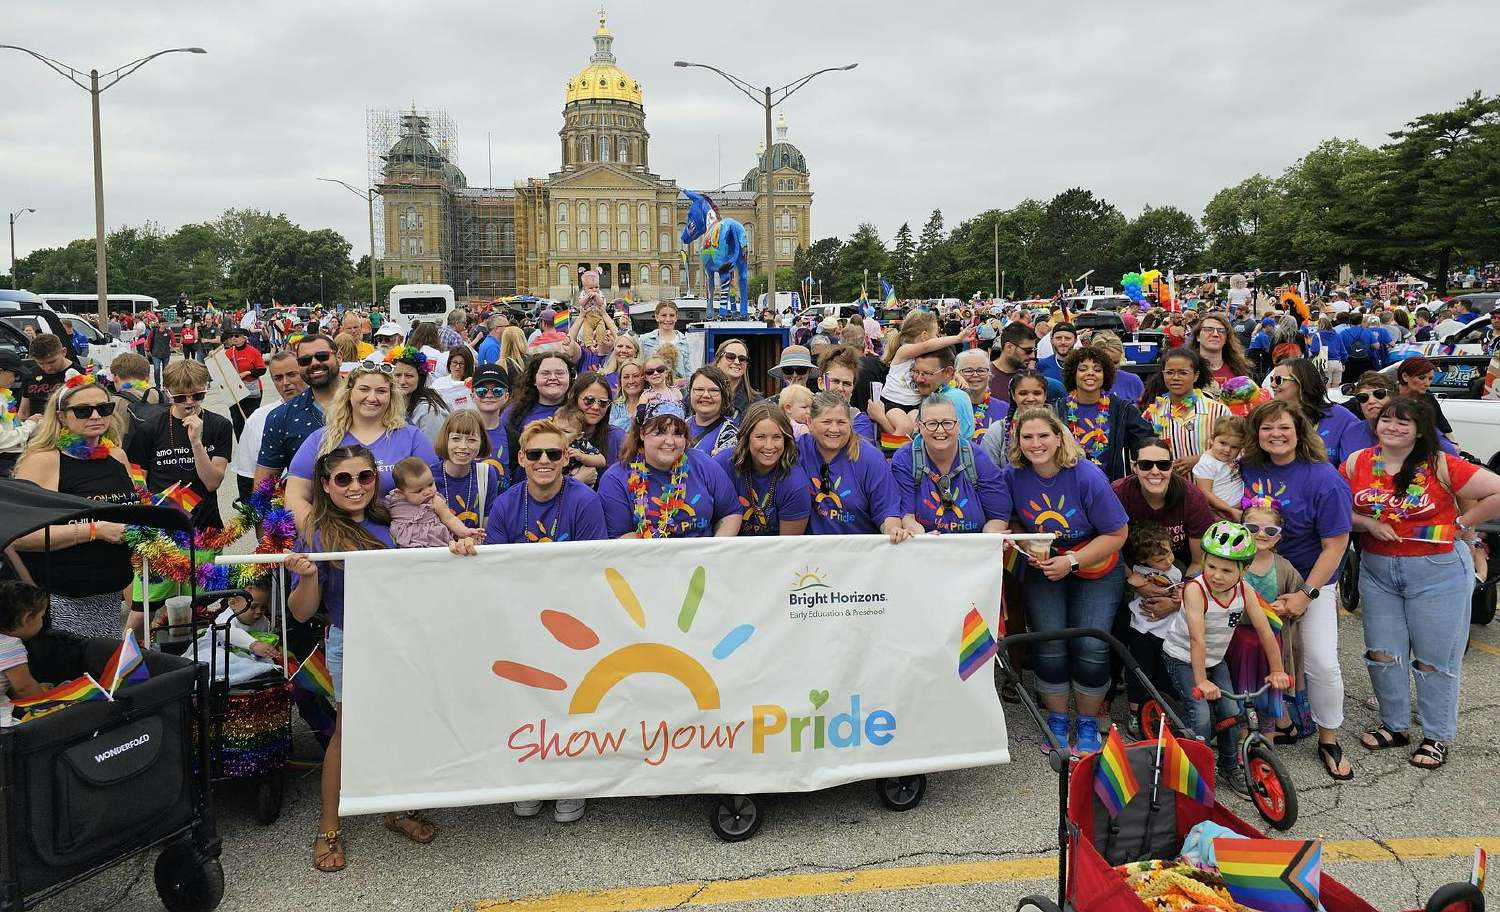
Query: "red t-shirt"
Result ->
[[1111, 475, 1216, 567], [1208, 361, 1238, 387], [1341, 449, 1477, 556]]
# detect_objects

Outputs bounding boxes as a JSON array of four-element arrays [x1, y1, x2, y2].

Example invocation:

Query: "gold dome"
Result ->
[[564, 9, 643, 106]]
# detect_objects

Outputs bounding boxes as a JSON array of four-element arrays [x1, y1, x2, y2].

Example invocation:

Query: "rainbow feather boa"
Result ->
[[124, 477, 297, 589]]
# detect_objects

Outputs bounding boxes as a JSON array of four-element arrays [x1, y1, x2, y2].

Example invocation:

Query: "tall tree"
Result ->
[[233, 224, 353, 304], [888, 222, 915, 294], [1116, 205, 1204, 274], [1032, 189, 1125, 292], [911, 209, 951, 298], [1200, 174, 1279, 270], [791, 237, 843, 303], [833, 223, 889, 301]]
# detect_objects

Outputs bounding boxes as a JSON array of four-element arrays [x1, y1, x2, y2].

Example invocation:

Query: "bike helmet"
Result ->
[[1202, 520, 1256, 562]]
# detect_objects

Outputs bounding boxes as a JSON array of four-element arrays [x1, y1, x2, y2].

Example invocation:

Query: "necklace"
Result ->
[[521, 484, 563, 542], [1065, 392, 1111, 466], [744, 470, 779, 532], [440, 462, 476, 516], [1368, 446, 1430, 521], [627, 453, 688, 537]]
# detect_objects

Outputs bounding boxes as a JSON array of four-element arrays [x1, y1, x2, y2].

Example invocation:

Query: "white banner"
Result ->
[[339, 535, 1011, 816], [205, 348, 252, 403]]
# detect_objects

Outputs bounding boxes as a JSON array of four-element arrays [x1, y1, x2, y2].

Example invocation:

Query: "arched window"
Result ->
[[582, 138, 591, 163], [658, 204, 669, 225], [578, 229, 589, 251], [618, 229, 629, 251], [618, 202, 629, 223], [578, 203, 588, 225], [618, 142, 628, 165], [600, 135, 611, 162], [659, 232, 669, 253], [599, 230, 609, 251], [403, 206, 421, 230], [638, 202, 649, 224], [556, 202, 568, 224], [598, 202, 609, 223], [661, 266, 671, 287], [559, 266, 569, 287], [639, 228, 649, 251], [557, 230, 568, 251]]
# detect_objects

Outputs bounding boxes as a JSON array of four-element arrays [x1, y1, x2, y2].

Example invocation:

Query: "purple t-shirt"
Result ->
[[288, 425, 439, 496], [890, 442, 1012, 533], [597, 448, 739, 537], [578, 349, 609, 374], [1006, 458, 1128, 543], [430, 460, 503, 527], [485, 476, 607, 543], [852, 409, 880, 449], [713, 449, 813, 536], [1238, 458, 1352, 579], [1316, 405, 1362, 464], [690, 417, 736, 456], [603, 425, 625, 466], [795, 433, 902, 535], [503, 401, 563, 433], [479, 419, 512, 488], [1112, 369, 1146, 406], [289, 521, 396, 629]]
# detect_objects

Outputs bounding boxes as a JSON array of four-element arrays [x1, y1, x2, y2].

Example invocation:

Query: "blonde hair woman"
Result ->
[[1005, 406, 1130, 756], [609, 358, 647, 431], [600, 334, 640, 389], [282, 364, 438, 530], [795, 390, 908, 542], [498, 326, 529, 386]]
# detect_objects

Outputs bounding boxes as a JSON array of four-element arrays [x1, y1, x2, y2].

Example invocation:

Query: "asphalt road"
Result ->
[[31, 380, 1500, 912]]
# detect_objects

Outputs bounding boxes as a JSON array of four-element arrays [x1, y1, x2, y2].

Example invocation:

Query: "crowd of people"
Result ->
[[1, 277, 1498, 875]]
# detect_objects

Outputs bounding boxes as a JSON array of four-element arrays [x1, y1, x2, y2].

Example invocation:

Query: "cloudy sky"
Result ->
[[4, 0, 1496, 269]]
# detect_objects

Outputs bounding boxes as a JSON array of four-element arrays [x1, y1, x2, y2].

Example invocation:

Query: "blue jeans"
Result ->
[[325, 625, 345, 704], [1022, 562, 1125, 698], [1358, 547, 1472, 741], [1164, 654, 1240, 766]]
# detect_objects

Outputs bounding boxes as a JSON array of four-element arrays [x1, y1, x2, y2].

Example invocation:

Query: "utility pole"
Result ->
[[9, 208, 35, 288], [993, 220, 999, 301]]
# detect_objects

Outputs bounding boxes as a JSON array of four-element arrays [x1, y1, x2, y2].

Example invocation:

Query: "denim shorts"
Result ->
[[325, 625, 344, 703]]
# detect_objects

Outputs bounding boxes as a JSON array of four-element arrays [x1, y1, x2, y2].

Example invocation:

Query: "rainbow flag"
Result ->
[[1159, 723, 1213, 805], [128, 462, 147, 488], [1408, 524, 1457, 544], [881, 279, 897, 310], [1213, 838, 1321, 912], [289, 645, 335, 704], [155, 482, 202, 514], [1093, 726, 1140, 817], [553, 307, 571, 332], [14, 673, 110, 717], [878, 431, 910, 455], [99, 633, 150, 695], [1473, 846, 1487, 890], [1256, 592, 1284, 633], [957, 607, 998, 681]]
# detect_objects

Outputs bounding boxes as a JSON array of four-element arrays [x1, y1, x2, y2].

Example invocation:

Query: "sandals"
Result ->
[[1316, 741, 1355, 781], [1272, 722, 1301, 745], [384, 811, 438, 844], [1359, 726, 1410, 750], [313, 829, 345, 873], [1410, 739, 1448, 769]]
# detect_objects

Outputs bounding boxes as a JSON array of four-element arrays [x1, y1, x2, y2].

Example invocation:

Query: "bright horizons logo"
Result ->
[[787, 566, 888, 612], [492, 566, 897, 765]]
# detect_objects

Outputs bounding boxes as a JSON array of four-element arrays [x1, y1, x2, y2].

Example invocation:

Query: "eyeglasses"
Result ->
[[1354, 389, 1389, 404], [1268, 374, 1297, 387], [64, 402, 117, 419], [719, 352, 749, 364], [1243, 523, 1283, 537], [1198, 325, 1227, 336], [822, 376, 854, 391], [1135, 459, 1173, 472], [329, 469, 377, 488], [579, 394, 608, 408], [536, 370, 570, 381], [170, 390, 208, 404], [920, 419, 958, 433], [1162, 369, 1195, 379], [781, 366, 810, 376], [524, 448, 565, 463], [958, 366, 990, 376], [296, 351, 334, 366], [644, 366, 668, 376], [473, 385, 506, 398]]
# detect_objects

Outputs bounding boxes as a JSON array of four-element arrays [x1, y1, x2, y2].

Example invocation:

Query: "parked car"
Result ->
[[0, 290, 86, 373], [1331, 354, 1500, 469], [1390, 316, 1491, 359]]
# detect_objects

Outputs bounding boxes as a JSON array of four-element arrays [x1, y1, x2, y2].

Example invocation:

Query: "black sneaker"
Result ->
[[1219, 765, 1252, 801]]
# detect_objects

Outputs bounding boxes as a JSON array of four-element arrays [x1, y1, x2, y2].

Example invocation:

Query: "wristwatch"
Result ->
[[1066, 553, 1080, 572], [1298, 583, 1320, 600]]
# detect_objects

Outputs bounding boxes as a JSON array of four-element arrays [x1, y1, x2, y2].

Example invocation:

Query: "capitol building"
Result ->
[[375, 10, 814, 302]]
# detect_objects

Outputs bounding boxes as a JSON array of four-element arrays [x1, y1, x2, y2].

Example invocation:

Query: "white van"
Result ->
[[389, 284, 456, 328]]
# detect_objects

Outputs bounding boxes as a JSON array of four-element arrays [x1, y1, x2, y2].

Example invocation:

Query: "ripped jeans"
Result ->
[[1357, 547, 1473, 741]]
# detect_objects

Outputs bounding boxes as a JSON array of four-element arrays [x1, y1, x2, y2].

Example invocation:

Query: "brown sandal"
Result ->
[[313, 829, 345, 873], [384, 811, 438, 844]]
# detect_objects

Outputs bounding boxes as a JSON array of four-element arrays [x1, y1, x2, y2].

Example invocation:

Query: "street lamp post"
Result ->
[[2, 45, 206, 325], [317, 178, 379, 311], [8, 208, 35, 289], [674, 60, 856, 318]]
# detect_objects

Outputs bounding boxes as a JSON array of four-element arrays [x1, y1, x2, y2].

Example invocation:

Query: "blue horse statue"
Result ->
[[680, 189, 750, 318]]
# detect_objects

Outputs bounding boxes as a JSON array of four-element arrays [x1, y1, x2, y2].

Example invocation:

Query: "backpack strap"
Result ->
[[911, 435, 926, 481], [474, 463, 490, 528], [958, 440, 978, 487]]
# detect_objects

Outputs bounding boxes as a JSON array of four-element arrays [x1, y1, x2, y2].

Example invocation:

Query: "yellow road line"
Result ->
[[470, 836, 1499, 912], [1469, 638, 1500, 658]]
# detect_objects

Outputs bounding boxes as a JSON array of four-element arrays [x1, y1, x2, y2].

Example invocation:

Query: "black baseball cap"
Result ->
[[224, 325, 248, 337], [472, 365, 509, 391]]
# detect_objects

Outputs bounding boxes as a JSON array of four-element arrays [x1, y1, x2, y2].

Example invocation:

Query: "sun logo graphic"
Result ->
[[1020, 492, 1077, 536], [812, 472, 852, 518], [492, 566, 755, 716], [524, 516, 567, 543], [790, 565, 828, 592]]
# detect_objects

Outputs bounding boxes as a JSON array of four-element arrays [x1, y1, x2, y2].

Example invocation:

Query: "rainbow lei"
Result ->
[[627, 454, 688, 538], [1367, 447, 1431, 522], [1, 388, 17, 426], [115, 379, 152, 396], [58, 430, 121, 462], [1064, 393, 1111, 465], [123, 477, 297, 589]]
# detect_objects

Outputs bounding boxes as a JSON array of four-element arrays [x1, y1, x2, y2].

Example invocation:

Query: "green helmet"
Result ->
[[1202, 521, 1256, 562]]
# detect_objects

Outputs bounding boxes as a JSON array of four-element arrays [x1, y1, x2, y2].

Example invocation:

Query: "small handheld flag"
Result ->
[[14, 673, 111, 717], [1159, 723, 1213, 805], [155, 482, 202, 514], [289, 645, 335, 704], [99, 633, 151, 695], [1474, 846, 1487, 890], [957, 606, 998, 681], [1214, 838, 1321, 912], [1093, 726, 1141, 817], [553, 307, 572, 332], [881, 279, 897, 310], [128, 462, 147, 488]]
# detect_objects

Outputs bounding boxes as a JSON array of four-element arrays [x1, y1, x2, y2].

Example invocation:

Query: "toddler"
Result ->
[[1237, 500, 1307, 739], [778, 384, 813, 437], [217, 581, 281, 662], [1193, 416, 1244, 520], [1123, 523, 1181, 733], [386, 456, 481, 548], [1162, 522, 1290, 800], [0, 581, 48, 726], [553, 408, 608, 477]]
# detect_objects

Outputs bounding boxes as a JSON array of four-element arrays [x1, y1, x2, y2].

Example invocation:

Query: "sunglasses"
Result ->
[[296, 351, 334, 366], [644, 366, 668, 376], [579, 394, 608, 408], [170, 391, 208, 404], [473, 385, 506, 398], [64, 401, 117, 419], [781, 366, 810, 376], [1268, 374, 1297, 387], [1354, 389, 1389, 404], [350, 363, 395, 377], [329, 469, 377, 488], [1135, 459, 1173, 472], [719, 352, 750, 364], [524, 448, 565, 463], [1243, 523, 1283, 537], [935, 472, 957, 507]]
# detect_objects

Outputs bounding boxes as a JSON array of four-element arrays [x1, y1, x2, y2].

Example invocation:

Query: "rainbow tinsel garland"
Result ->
[[124, 477, 297, 589]]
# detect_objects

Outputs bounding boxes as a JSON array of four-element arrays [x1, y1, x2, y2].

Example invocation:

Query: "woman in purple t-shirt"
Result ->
[[564, 372, 625, 484], [597, 396, 742, 538], [502, 354, 574, 477], [284, 444, 473, 873], [715, 400, 812, 535], [796, 391, 910, 541], [1005, 407, 1129, 757], [892, 395, 1010, 535], [285, 364, 438, 532], [687, 365, 738, 457]]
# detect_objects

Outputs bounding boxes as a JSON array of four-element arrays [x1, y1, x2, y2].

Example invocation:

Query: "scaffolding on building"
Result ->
[[367, 107, 455, 281], [451, 188, 518, 300]]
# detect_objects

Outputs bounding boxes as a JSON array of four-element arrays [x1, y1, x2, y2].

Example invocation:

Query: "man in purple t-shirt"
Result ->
[[485, 418, 606, 545]]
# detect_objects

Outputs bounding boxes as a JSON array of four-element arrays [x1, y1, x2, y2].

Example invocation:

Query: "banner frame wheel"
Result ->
[[708, 794, 763, 842], [874, 774, 927, 812]]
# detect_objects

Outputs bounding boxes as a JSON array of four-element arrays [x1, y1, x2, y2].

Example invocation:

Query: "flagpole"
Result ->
[[141, 556, 151, 651], [1137, 714, 1168, 861]]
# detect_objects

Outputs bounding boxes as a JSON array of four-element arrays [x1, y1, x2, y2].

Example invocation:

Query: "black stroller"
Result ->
[[0, 479, 224, 911]]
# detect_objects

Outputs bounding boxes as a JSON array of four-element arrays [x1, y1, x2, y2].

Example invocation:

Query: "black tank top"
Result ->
[[22, 454, 137, 597]]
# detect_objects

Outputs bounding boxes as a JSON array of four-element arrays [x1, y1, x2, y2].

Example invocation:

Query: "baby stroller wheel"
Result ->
[[1136, 699, 1167, 740], [154, 839, 226, 912], [1016, 895, 1063, 912], [253, 774, 285, 825], [875, 774, 927, 811], [1425, 881, 1485, 912], [709, 795, 762, 842], [1246, 743, 1298, 831]]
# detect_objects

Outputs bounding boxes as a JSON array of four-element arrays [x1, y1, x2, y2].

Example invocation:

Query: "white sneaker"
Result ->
[[512, 800, 542, 818], [553, 798, 586, 823]]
